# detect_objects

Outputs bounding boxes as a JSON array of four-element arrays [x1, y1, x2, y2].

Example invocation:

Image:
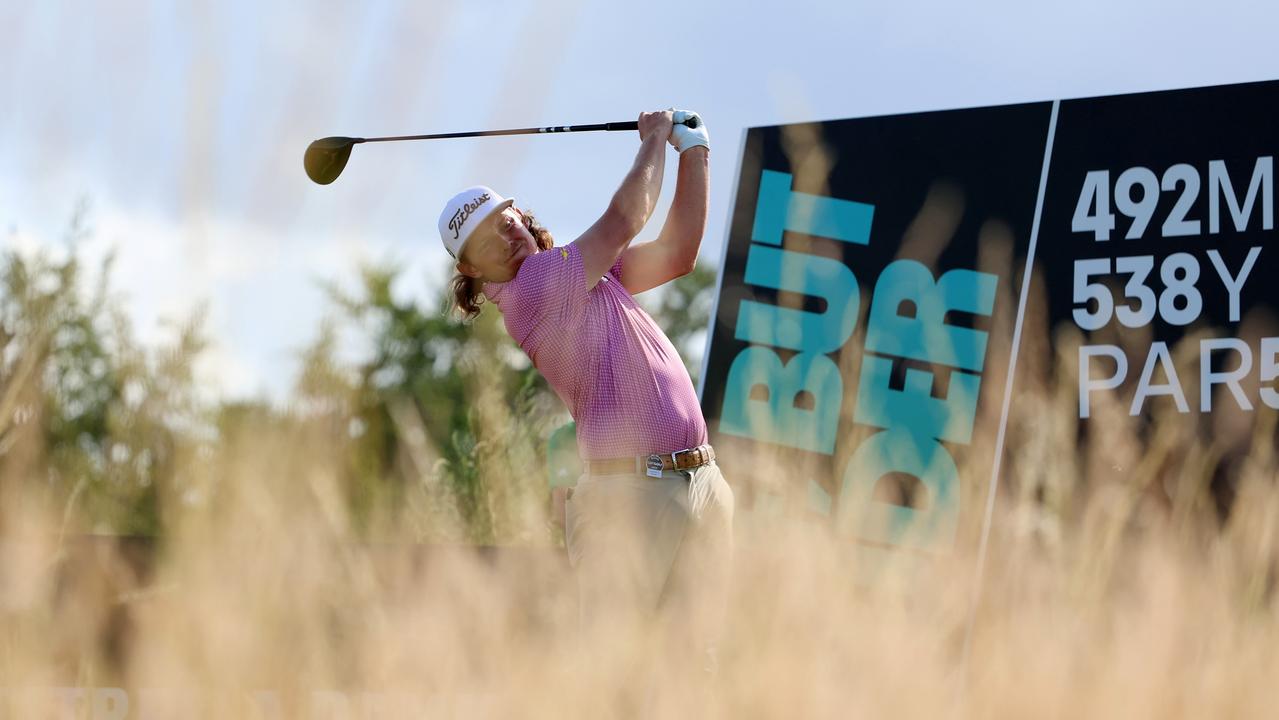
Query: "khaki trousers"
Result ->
[[565, 461, 735, 685]]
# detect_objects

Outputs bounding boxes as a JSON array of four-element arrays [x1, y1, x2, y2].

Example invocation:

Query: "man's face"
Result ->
[[456, 206, 540, 283]]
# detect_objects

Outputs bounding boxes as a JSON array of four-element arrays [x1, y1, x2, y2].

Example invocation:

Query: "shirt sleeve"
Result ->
[[608, 251, 624, 279], [501, 244, 588, 340]]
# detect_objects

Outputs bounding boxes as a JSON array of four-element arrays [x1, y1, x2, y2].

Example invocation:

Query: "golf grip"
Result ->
[[598, 116, 700, 131], [597, 116, 701, 132]]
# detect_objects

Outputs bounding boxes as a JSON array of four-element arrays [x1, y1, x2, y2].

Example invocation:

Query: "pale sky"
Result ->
[[5, 0, 1278, 402]]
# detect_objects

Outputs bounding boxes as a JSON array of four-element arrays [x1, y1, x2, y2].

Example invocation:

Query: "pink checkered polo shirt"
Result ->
[[484, 242, 707, 461]]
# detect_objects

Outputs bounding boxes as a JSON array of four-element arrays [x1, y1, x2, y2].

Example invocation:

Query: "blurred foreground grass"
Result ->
[[1, 221, 1276, 718]]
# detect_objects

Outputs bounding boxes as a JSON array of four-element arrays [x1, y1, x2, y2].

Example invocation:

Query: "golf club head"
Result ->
[[304, 137, 361, 185]]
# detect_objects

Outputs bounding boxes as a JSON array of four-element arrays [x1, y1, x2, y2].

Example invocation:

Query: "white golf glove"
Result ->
[[671, 109, 709, 154]]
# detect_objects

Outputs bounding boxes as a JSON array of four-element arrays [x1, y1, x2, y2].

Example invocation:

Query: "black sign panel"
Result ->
[[702, 101, 1053, 557], [1038, 83, 1277, 424]]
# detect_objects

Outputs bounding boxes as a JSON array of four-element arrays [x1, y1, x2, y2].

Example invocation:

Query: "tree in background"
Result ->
[[0, 207, 210, 537], [312, 265, 557, 544]]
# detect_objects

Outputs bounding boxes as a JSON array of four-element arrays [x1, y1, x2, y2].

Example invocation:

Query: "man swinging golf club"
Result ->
[[437, 109, 734, 687]]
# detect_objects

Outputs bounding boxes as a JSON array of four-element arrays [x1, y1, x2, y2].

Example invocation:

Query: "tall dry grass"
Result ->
[[3, 229, 1277, 719], [3, 326, 1277, 719]]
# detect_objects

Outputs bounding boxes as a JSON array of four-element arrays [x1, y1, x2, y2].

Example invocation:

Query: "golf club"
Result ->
[[304, 116, 702, 185]]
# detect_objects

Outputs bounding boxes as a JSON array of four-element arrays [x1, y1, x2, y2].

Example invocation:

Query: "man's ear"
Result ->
[[456, 261, 481, 280]]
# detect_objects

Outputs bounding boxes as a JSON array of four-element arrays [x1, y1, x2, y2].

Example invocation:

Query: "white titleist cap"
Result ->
[[437, 185, 516, 259]]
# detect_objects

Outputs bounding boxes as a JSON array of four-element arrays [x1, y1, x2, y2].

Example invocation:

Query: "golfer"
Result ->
[[437, 109, 734, 682]]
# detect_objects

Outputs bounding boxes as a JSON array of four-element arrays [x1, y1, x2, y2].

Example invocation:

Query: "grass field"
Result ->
[[3, 242, 1277, 718], [2, 396, 1276, 718]]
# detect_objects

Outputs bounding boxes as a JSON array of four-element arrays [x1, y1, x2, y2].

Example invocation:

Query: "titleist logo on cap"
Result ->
[[448, 193, 491, 240]]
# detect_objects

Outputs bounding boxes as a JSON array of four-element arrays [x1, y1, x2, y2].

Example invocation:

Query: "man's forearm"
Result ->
[[610, 134, 668, 237], [657, 147, 710, 266]]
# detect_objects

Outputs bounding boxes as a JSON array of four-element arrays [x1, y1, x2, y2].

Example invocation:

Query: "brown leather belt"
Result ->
[[583, 444, 716, 477]]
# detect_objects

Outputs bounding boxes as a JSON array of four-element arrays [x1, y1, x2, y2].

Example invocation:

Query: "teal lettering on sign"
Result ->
[[864, 261, 997, 371], [839, 262, 997, 551], [720, 347, 842, 454], [838, 428, 961, 550], [721, 169, 997, 556], [721, 170, 873, 451], [853, 356, 983, 445], [735, 244, 860, 353], [751, 170, 875, 247]]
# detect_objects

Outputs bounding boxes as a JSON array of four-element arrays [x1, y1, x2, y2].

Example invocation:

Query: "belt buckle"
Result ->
[[645, 454, 664, 478], [671, 447, 693, 469]]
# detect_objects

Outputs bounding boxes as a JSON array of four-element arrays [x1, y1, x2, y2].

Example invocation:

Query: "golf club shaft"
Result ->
[[356, 122, 635, 144], [354, 116, 703, 144]]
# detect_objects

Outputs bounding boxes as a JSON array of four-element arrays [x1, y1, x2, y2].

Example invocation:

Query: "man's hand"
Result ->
[[670, 109, 709, 154], [637, 110, 674, 145]]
